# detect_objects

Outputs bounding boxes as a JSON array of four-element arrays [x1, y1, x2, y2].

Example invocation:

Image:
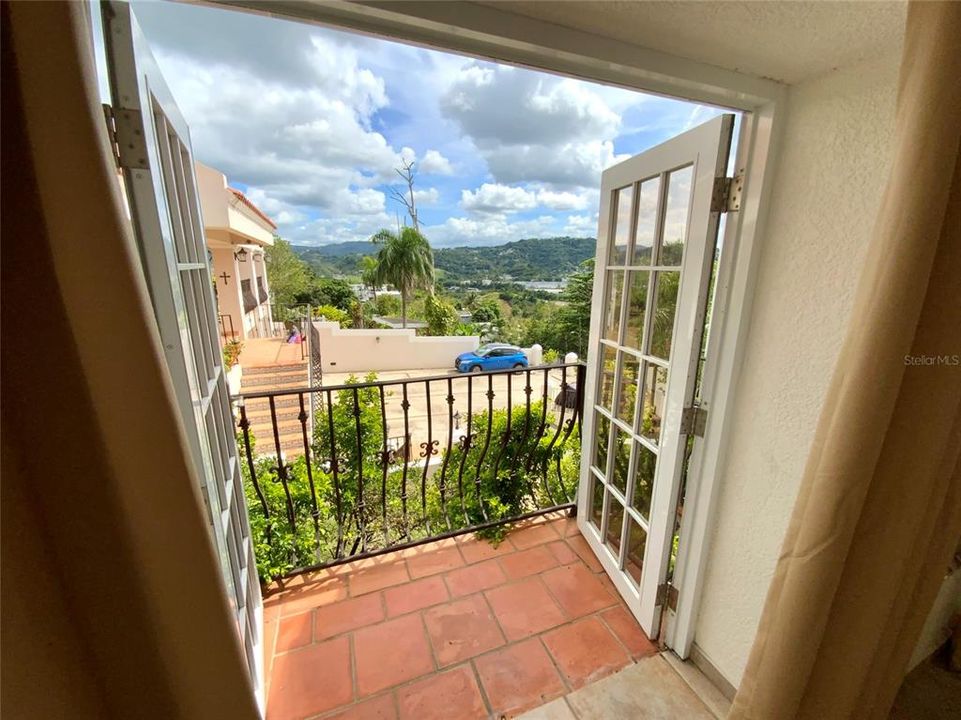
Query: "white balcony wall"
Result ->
[[313, 321, 479, 373], [694, 46, 905, 688]]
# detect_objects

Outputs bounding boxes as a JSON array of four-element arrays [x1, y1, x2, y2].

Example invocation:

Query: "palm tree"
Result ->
[[369, 226, 435, 328], [359, 255, 379, 301]]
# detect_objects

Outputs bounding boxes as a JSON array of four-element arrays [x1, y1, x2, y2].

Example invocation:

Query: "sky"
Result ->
[[123, 1, 721, 248]]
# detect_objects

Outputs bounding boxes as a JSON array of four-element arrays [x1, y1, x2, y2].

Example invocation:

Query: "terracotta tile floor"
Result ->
[[262, 513, 658, 720]]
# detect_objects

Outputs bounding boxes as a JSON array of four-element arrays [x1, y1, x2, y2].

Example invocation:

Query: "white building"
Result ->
[[196, 161, 276, 342]]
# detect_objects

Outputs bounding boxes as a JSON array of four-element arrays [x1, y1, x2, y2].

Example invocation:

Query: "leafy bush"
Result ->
[[294, 276, 355, 311], [222, 340, 243, 369], [239, 433, 335, 580], [373, 294, 401, 317], [241, 374, 582, 582], [430, 401, 580, 533], [312, 304, 351, 328], [425, 294, 458, 336]]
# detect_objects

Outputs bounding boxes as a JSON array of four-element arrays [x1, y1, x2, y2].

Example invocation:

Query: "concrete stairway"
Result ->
[[240, 362, 309, 457]]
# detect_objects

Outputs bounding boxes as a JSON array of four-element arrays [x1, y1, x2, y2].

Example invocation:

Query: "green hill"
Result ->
[[294, 236, 596, 283]]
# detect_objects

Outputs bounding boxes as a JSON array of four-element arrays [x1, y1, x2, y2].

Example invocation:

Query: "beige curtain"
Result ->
[[729, 3, 961, 719]]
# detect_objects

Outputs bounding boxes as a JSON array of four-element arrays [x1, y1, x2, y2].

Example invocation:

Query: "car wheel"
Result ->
[[470, 365, 482, 373], [513, 363, 525, 369]]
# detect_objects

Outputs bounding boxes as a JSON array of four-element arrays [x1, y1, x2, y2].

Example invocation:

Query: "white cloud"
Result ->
[[563, 214, 599, 236], [461, 183, 537, 214], [442, 65, 620, 145], [458, 183, 597, 215], [132, 1, 707, 248], [484, 140, 628, 188], [140, 21, 439, 244], [536, 190, 589, 211], [285, 212, 393, 245], [413, 187, 440, 205], [425, 214, 558, 247], [419, 149, 453, 175], [441, 64, 626, 189]]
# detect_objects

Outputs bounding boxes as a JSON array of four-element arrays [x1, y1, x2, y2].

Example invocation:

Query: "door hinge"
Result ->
[[102, 104, 120, 168], [656, 582, 679, 611], [102, 103, 149, 170], [711, 168, 745, 213], [680, 404, 708, 437]]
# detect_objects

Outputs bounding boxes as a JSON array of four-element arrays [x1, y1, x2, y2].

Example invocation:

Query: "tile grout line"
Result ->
[[348, 631, 359, 704], [535, 569, 574, 625], [418, 607, 443, 672], [479, 589, 510, 648], [537, 633, 574, 695], [467, 658, 496, 719], [561, 693, 581, 719], [595, 608, 641, 663]]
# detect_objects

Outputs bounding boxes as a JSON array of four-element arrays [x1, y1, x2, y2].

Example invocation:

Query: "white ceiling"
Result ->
[[477, 1, 906, 85]]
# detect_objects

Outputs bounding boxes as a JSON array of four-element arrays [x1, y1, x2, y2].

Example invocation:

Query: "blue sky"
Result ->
[[130, 1, 720, 247]]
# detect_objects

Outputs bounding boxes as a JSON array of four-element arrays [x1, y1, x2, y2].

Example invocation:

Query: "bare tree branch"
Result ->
[[388, 159, 419, 230]]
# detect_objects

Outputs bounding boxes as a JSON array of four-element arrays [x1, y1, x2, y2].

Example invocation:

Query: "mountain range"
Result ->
[[294, 236, 596, 282]]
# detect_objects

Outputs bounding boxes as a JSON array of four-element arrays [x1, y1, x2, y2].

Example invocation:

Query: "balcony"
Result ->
[[261, 512, 663, 719], [234, 363, 586, 572], [236, 364, 723, 719]]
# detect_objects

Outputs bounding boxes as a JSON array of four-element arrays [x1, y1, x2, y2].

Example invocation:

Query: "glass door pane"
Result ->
[[578, 114, 734, 640]]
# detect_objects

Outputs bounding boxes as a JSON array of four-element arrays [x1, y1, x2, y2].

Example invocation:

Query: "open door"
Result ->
[[101, 1, 263, 706], [578, 114, 734, 640]]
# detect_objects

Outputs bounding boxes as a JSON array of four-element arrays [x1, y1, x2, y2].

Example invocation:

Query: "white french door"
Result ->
[[101, 1, 263, 705], [578, 114, 734, 640]]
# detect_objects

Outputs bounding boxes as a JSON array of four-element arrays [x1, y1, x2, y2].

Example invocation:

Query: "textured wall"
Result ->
[[315, 321, 480, 372], [694, 48, 903, 686]]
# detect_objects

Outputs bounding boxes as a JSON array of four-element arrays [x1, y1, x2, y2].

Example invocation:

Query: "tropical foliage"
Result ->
[[240, 374, 581, 581], [222, 339, 243, 370], [424, 294, 458, 336], [266, 237, 355, 311], [311, 304, 351, 328], [295, 236, 595, 282], [370, 226, 435, 328]]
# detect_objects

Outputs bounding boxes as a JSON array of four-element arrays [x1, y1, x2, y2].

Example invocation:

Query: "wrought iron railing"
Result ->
[[308, 318, 323, 386], [234, 362, 586, 580], [218, 313, 236, 346]]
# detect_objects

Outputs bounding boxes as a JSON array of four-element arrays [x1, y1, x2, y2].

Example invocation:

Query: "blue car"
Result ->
[[455, 344, 529, 373]]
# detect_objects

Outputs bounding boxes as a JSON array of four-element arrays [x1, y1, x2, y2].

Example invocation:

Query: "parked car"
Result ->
[[455, 344, 529, 373]]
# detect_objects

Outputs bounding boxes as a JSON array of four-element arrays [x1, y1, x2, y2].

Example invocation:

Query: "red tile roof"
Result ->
[[227, 186, 277, 230]]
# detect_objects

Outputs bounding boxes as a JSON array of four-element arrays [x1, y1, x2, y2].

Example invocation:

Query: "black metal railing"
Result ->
[[234, 362, 586, 581], [309, 318, 323, 386], [218, 313, 236, 346]]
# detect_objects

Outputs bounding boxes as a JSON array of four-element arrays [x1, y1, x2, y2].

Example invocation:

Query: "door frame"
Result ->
[[215, 0, 786, 658]]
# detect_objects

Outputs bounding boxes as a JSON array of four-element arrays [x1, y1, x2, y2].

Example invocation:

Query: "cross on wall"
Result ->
[[219, 272, 231, 285]]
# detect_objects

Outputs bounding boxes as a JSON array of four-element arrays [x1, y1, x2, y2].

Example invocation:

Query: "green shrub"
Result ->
[[312, 304, 351, 328], [222, 340, 243, 369], [240, 374, 582, 582]]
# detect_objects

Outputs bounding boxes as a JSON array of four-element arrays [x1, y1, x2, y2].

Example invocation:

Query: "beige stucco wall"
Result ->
[[196, 161, 230, 228], [693, 48, 904, 686], [197, 161, 274, 246], [315, 321, 480, 373]]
